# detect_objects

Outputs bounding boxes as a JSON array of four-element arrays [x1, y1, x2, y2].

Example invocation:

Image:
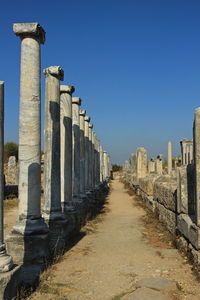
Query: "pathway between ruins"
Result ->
[[28, 179, 200, 300]]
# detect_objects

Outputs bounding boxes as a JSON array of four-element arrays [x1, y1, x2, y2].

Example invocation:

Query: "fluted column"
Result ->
[[72, 97, 81, 198], [60, 85, 74, 210], [84, 116, 90, 191], [43, 66, 64, 220], [79, 109, 86, 196]]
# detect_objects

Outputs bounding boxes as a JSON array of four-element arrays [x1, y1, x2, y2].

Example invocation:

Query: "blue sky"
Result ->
[[1, 0, 200, 164]]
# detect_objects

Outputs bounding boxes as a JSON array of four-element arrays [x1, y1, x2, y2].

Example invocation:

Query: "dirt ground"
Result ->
[[18, 179, 200, 299]]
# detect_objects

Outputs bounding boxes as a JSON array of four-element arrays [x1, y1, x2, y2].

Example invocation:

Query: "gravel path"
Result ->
[[27, 179, 200, 299]]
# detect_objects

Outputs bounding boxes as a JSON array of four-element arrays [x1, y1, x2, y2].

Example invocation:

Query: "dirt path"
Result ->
[[28, 180, 200, 300]]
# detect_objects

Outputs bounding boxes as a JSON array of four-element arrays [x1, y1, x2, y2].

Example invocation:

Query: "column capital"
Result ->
[[13, 22, 46, 44], [72, 97, 81, 106], [43, 66, 64, 81], [89, 123, 93, 129], [79, 109, 86, 116], [84, 116, 90, 122], [0, 82, 4, 86], [60, 85, 75, 95]]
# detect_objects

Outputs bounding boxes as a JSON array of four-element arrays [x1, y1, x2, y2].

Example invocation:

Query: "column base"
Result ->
[[43, 212, 69, 257], [0, 265, 20, 300]]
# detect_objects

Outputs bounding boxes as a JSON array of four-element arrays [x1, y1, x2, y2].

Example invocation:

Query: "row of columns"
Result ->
[[0, 22, 111, 272]]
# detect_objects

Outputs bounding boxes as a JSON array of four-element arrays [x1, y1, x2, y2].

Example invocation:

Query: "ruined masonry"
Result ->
[[0, 22, 111, 299], [122, 114, 200, 272]]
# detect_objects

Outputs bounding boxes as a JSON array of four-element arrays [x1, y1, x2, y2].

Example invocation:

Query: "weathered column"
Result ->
[[43, 66, 64, 219], [168, 141, 172, 175], [72, 97, 81, 198], [84, 116, 90, 190], [99, 145, 104, 182], [96, 137, 101, 186], [103, 151, 109, 179], [148, 158, 155, 173], [60, 85, 74, 210], [7, 23, 48, 268], [79, 109, 86, 196], [136, 148, 147, 179], [88, 123, 93, 189], [12, 23, 47, 234], [92, 131, 96, 188], [155, 155, 163, 175], [194, 108, 200, 226], [0, 82, 13, 272], [189, 143, 193, 164]]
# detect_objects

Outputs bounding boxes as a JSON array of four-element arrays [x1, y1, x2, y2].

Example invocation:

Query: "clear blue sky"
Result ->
[[1, 0, 200, 164]]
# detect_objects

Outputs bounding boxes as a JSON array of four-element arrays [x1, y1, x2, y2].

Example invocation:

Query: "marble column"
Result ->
[[96, 137, 100, 185], [89, 123, 93, 189], [92, 132, 96, 188], [84, 116, 90, 191], [0, 82, 13, 272], [194, 108, 200, 226], [79, 109, 86, 196], [72, 97, 81, 198], [168, 141, 172, 175], [43, 66, 64, 219], [12, 23, 47, 234], [7, 23, 48, 267], [60, 85, 75, 210]]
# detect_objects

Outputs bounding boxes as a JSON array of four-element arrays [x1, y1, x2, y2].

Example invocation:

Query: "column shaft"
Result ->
[[79, 110, 86, 195], [43, 66, 64, 217], [84, 116, 90, 190], [168, 141, 172, 175], [194, 108, 200, 225], [60, 85, 74, 210]]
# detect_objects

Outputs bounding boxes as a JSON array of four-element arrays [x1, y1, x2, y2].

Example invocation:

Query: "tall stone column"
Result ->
[[0, 82, 13, 272], [194, 108, 200, 226], [148, 158, 155, 173], [7, 23, 48, 267], [96, 137, 101, 185], [168, 141, 172, 175], [99, 145, 104, 182], [103, 151, 109, 179], [43, 66, 64, 219], [12, 23, 47, 234], [79, 109, 86, 196], [72, 97, 81, 198], [60, 85, 74, 210], [89, 123, 93, 189], [92, 132, 96, 188], [84, 116, 90, 191]]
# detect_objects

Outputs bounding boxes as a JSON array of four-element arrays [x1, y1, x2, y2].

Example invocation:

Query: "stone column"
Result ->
[[194, 108, 200, 225], [12, 23, 47, 234], [92, 131, 96, 188], [155, 155, 163, 175], [103, 151, 109, 179], [7, 23, 48, 268], [43, 66, 64, 220], [99, 145, 104, 182], [148, 158, 155, 173], [189, 143, 193, 164], [168, 141, 172, 175], [0, 82, 13, 272], [84, 116, 90, 191], [72, 97, 81, 198], [88, 123, 94, 189], [96, 137, 101, 186], [79, 109, 86, 196], [136, 148, 147, 179], [60, 85, 74, 210]]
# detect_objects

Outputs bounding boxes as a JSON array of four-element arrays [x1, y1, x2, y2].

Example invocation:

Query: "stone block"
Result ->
[[177, 214, 192, 239], [153, 176, 177, 212], [155, 202, 176, 233]]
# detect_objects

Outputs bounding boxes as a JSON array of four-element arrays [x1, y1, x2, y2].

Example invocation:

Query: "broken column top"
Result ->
[[72, 97, 81, 106], [60, 85, 75, 95], [89, 123, 93, 129], [84, 116, 90, 122], [13, 22, 46, 44], [43, 66, 64, 81], [0, 81, 4, 86], [79, 109, 86, 116]]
